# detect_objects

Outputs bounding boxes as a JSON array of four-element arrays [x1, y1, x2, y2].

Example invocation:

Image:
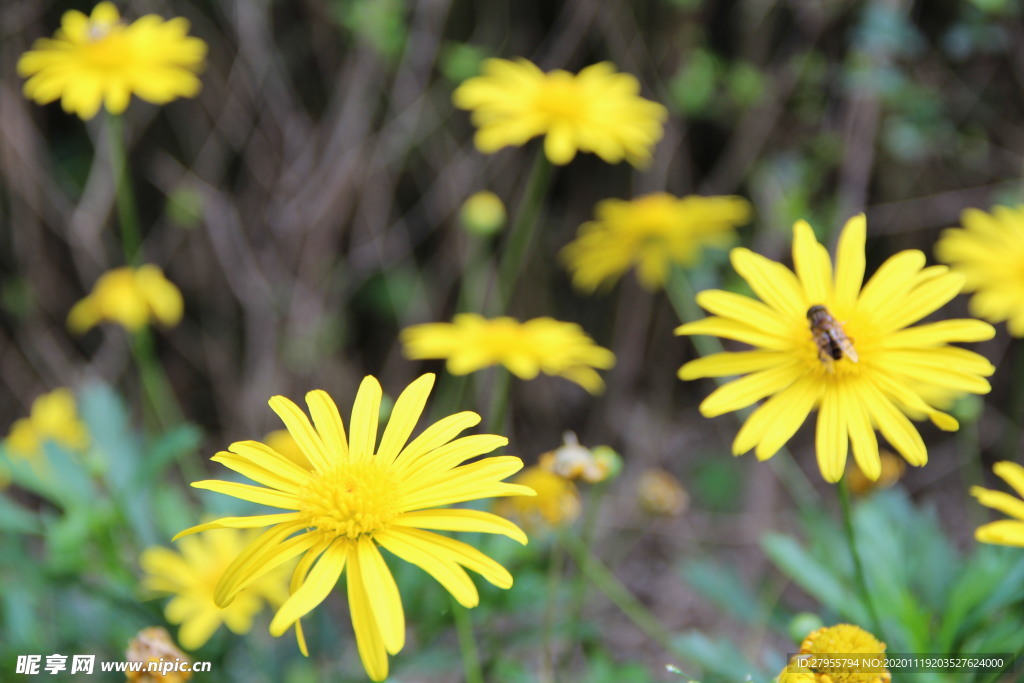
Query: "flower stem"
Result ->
[[485, 366, 512, 436], [562, 479, 608, 663], [558, 530, 696, 679], [837, 477, 884, 640], [497, 153, 552, 311], [542, 538, 566, 681], [451, 597, 484, 683], [106, 114, 142, 266]]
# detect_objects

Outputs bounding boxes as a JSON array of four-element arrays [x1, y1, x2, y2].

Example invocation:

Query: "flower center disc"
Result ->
[[300, 461, 399, 539]]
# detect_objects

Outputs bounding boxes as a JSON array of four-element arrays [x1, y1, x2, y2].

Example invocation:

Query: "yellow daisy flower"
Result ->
[[562, 193, 752, 292], [453, 58, 667, 167], [778, 623, 891, 683], [68, 265, 183, 334], [140, 529, 291, 651], [636, 468, 689, 517], [4, 388, 89, 461], [174, 374, 534, 681], [935, 205, 1024, 336], [676, 215, 995, 483], [401, 314, 615, 394], [970, 461, 1024, 547], [495, 466, 581, 528], [17, 2, 206, 120]]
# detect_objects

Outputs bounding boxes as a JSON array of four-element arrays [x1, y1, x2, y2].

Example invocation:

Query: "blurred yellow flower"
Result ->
[[562, 193, 752, 292], [971, 461, 1024, 547], [140, 529, 291, 651], [174, 374, 533, 680], [677, 215, 995, 483], [3, 388, 89, 461], [538, 432, 613, 483], [17, 2, 206, 120], [263, 429, 310, 468], [125, 627, 192, 683], [68, 265, 183, 333], [636, 468, 689, 516], [935, 205, 1024, 336], [496, 466, 580, 528], [846, 450, 905, 496], [401, 314, 615, 394], [460, 190, 507, 236], [778, 623, 891, 683], [453, 58, 667, 166]]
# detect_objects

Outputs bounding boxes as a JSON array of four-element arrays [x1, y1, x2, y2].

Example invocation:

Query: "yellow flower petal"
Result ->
[[269, 541, 346, 636]]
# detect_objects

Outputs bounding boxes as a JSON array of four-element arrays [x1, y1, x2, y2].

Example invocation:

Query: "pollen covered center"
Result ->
[[299, 461, 400, 539]]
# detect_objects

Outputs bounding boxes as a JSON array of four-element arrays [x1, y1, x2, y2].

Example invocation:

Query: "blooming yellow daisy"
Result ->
[[561, 193, 752, 292], [4, 388, 89, 461], [68, 265, 183, 334], [970, 461, 1024, 547], [140, 529, 291, 650], [935, 205, 1024, 336], [676, 215, 995, 483], [453, 58, 667, 166], [174, 374, 533, 681], [17, 2, 206, 120], [401, 314, 615, 394], [778, 623, 890, 683]]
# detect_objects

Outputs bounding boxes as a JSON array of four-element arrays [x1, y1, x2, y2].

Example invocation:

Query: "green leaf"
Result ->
[[78, 382, 156, 546], [761, 532, 868, 624], [0, 494, 39, 534]]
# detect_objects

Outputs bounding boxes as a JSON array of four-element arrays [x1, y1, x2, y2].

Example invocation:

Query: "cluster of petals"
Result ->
[[677, 215, 995, 482], [454, 58, 666, 167], [18, 2, 206, 120]]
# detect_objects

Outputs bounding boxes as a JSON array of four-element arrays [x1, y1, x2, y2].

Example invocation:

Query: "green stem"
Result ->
[[563, 479, 609, 664], [485, 366, 512, 436], [558, 531, 697, 679], [497, 153, 553, 311], [542, 538, 566, 680], [837, 477, 884, 640], [106, 114, 142, 265], [451, 597, 484, 683]]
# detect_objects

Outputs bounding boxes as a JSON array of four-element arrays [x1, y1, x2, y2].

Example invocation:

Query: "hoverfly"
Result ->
[[807, 304, 858, 369]]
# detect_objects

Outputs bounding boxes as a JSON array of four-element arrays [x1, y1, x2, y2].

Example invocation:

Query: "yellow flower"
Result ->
[[971, 461, 1024, 547], [846, 450, 905, 496], [677, 215, 995, 483], [496, 466, 580, 528], [538, 432, 611, 483], [140, 529, 291, 651], [562, 193, 752, 292], [401, 314, 615, 394], [174, 374, 534, 681], [935, 205, 1024, 336], [68, 265, 183, 333], [125, 627, 192, 683], [453, 58, 667, 166], [263, 429, 310, 469], [4, 388, 89, 461], [17, 2, 206, 120], [636, 468, 689, 516], [778, 623, 891, 683]]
